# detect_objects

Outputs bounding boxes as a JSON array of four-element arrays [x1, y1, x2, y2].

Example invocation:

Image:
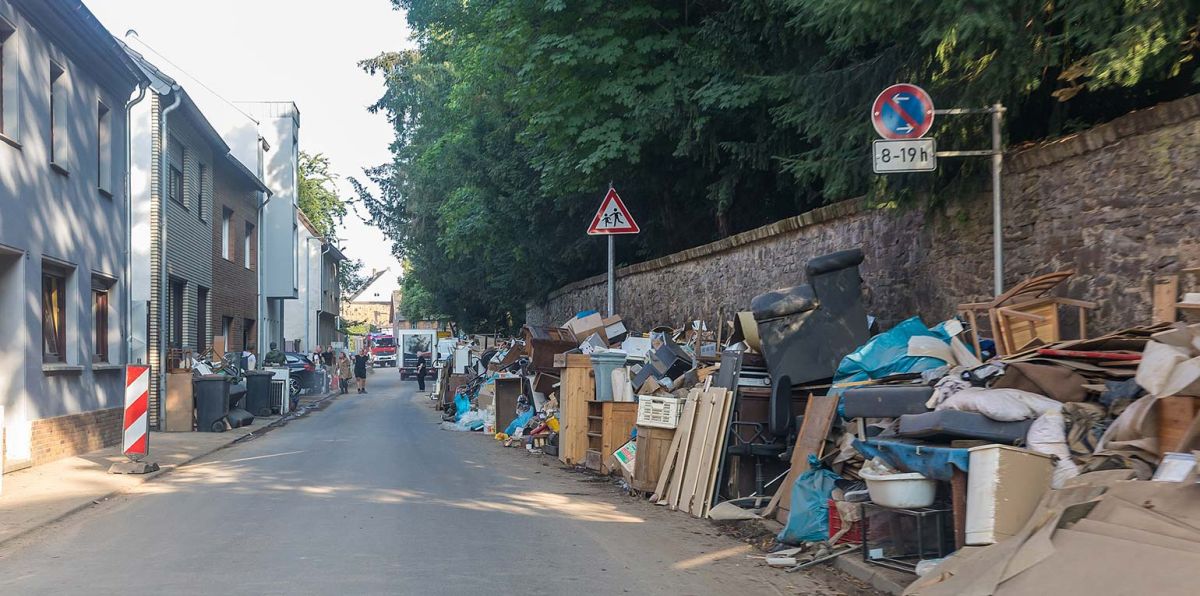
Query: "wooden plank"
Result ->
[[680, 388, 719, 513], [666, 389, 702, 508], [1153, 275, 1180, 324], [1158, 396, 1199, 454], [633, 426, 676, 492], [951, 468, 968, 550], [651, 400, 692, 501], [687, 388, 726, 516], [775, 394, 839, 523], [700, 389, 735, 518]]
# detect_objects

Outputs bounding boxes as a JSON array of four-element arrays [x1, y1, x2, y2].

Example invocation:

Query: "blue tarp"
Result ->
[[777, 455, 841, 544], [831, 317, 954, 395], [852, 439, 969, 481]]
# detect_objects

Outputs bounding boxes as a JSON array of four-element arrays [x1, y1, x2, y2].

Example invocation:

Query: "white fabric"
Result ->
[[1026, 411, 1079, 488], [935, 387, 1062, 421]]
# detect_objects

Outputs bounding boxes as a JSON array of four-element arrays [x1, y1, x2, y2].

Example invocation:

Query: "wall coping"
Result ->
[[546, 197, 867, 298], [543, 93, 1200, 301], [1008, 93, 1200, 172]]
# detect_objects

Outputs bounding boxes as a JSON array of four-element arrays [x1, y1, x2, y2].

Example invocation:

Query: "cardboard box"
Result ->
[[603, 316, 628, 344], [563, 312, 607, 344], [612, 439, 636, 475]]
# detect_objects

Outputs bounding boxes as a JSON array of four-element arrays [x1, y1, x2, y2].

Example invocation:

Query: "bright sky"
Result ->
[[88, 0, 411, 295]]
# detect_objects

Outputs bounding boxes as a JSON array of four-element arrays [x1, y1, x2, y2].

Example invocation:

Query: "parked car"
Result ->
[[283, 352, 322, 398]]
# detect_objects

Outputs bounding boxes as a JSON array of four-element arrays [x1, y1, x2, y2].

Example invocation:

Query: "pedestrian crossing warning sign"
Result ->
[[587, 188, 640, 235]]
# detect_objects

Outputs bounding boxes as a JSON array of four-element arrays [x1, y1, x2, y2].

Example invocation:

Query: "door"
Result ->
[[0, 252, 30, 467]]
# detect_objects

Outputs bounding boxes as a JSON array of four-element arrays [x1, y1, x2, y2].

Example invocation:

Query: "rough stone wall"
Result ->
[[529, 95, 1200, 335]]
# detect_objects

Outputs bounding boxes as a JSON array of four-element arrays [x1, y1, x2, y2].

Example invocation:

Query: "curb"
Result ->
[[0, 390, 341, 549]]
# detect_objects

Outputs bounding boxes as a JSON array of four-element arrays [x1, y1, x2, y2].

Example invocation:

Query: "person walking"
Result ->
[[264, 342, 286, 367], [416, 355, 429, 392], [353, 348, 370, 394], [336, 353, 353, 394]]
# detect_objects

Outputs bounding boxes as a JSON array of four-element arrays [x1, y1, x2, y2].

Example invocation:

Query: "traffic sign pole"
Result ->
[[607, 235, 615, 317], [586, 185, 640, 317]]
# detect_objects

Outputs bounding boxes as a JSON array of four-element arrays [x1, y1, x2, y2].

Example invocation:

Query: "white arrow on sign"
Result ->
[[895, 94, 910, 101]]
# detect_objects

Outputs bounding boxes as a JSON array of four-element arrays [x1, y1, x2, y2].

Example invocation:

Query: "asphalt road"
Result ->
[[0, 371, 830, 595]]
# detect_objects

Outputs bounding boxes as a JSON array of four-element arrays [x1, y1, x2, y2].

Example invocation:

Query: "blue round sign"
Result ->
[[871, 84, 935, 139]]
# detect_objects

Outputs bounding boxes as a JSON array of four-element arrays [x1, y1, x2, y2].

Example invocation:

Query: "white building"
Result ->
[[283, 210, 345, 352]]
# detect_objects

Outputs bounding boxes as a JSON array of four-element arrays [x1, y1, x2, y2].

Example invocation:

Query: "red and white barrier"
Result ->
[[123, 365, 151, 459]]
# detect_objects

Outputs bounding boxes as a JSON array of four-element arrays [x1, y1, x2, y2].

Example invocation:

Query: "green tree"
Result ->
[[298, 151, 347, 237], [358, 0, 1200, 332]]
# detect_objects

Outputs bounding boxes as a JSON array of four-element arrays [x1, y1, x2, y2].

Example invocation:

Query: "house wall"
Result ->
[[0, 0, 136, 468], [211, 157, 259, 353], [528, 94, 1200, 337], [283, 219, 319, 350]]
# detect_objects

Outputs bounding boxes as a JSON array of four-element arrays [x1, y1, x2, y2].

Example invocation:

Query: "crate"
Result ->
[[636, 395, 683, 429], [828, 500, 863, 545]]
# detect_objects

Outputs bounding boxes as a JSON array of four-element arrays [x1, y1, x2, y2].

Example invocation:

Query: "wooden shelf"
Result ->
[[1177, 303, 1200, 310]]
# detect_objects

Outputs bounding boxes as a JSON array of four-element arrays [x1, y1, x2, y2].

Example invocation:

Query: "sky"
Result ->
[[88, 0, 411, 295]]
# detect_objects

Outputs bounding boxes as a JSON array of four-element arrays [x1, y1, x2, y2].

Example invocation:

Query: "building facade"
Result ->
[[0, 0, 147, 469], [125, 44, 268, 428], [211, 154, 267, 355], [283, 211, 345, 351], [342, 269, 395, 332]]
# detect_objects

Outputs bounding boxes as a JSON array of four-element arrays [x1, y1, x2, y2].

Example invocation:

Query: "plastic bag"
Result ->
[[504, 408, 534, 436], [777, 456, 841, 545], [453, 392, 472, 422]]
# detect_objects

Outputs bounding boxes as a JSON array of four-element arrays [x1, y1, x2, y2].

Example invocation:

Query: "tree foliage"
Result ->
[[356, 0, 1200, 332], [298, 150, 370, 300]]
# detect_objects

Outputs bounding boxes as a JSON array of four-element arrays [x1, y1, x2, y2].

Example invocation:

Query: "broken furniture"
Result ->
[[894, 410, 1034, 444], [861, 502, 954, 573], [493, 376, 524, 434], [554, 353, 595, 466], [841, 385, 934, 418], [164, 371, 194, 432], [965, 444, 1053, 545], [631, 425, 676, 492], [751, 248, 869, 388], [585, 400, 637, 473], [957, 270, 1097, 357], [522, 325, 577, 373]]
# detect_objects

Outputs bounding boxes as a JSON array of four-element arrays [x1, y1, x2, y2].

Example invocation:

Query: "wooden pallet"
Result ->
[[652, 386, 734, 518]]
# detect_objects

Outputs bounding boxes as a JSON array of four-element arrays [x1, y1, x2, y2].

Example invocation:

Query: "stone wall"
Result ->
[[528, 95, 1200, 335]]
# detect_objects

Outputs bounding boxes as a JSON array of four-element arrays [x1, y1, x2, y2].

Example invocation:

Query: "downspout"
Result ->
[[158, 87, 182, 419], [124, 82, 147, 363], [256, 167, 272, 366]]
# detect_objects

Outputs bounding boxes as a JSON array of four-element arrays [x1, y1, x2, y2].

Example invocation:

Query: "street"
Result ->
[[0, 371, 830, 596]]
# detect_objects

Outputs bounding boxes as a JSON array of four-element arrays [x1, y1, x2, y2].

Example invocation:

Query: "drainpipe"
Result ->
[[158, 87, 182, 420], [123, 82, 147, 364], [255, 136, 270, 367]]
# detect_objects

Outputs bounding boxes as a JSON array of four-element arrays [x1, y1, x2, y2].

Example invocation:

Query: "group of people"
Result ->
[[242, 342, 429, 397]]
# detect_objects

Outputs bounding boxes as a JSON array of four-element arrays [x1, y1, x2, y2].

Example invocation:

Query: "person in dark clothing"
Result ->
[[416, 355, 428, 392], [353, 348, 370, 393]]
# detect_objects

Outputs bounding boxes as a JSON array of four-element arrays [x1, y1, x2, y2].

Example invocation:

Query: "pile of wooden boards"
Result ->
[[650, 385, 734, 518]]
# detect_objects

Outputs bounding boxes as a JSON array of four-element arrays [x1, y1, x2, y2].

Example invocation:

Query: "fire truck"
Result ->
[[367, 332, 397, 367]]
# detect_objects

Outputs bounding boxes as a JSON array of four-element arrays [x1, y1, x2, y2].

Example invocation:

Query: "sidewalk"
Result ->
[[0, 390, 335, 547]]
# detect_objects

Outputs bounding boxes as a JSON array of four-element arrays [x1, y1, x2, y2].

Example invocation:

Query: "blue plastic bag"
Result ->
[[832, 317, 953, 393], [453, 392, 472, 422], [777, 456, 841, 544], [504, 408, 534, 436]]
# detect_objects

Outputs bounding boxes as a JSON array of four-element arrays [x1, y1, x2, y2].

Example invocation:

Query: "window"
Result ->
[[0, 16, 16, 140], [197, 163, 207, 221], [49, 61, 66, 170], [97, 102, 112, 194], [244, 222, 255, 269], [243, 318, 255, 352], [197, 286, 209, 354], [42, 268, 67, 363], [167, 136, 184, 206], [221, 208, 233, 260], [168, 278, 184, 349], [93, 287, 109, 363]]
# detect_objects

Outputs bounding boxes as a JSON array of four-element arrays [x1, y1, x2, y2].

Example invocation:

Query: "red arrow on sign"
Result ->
[[587, 188, 640, 235]]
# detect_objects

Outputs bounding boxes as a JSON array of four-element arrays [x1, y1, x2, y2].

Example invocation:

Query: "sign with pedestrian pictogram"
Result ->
[[871, 84, 935, 139], [587, 188, 639, 235]]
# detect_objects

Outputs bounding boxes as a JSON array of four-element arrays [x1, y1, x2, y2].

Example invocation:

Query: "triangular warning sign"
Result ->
[[587, 188, 640, 235]]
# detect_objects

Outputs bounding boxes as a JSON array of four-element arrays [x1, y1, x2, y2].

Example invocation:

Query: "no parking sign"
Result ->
[[871, 84, 935, 139]]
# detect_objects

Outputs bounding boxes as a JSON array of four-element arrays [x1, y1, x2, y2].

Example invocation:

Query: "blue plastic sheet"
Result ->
[[832, 317, 953, 394], [852, 439, 969, 481], [453, 392, 472, 422], [777, 456, 841, 544]]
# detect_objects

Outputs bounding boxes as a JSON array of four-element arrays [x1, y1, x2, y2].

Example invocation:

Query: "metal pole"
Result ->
[[607, 234, 615, 317], [992, 103, 1005, 295]]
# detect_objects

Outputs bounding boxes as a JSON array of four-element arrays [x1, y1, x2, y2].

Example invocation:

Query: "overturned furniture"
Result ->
[[958, 270, 1097, 357]]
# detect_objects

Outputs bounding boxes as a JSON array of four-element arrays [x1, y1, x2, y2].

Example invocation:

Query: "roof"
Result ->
[[119, 39, 270, 196], [347, 269, 391, 302], [14, 1, 148, 91], [325, 242, 348, 263]]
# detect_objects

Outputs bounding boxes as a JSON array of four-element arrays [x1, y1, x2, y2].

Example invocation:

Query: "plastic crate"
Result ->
[[828, 499, 863, 545], [636, 395, 683, 429]]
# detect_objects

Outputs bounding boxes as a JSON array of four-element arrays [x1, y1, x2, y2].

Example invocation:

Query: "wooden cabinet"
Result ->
[[585, 400, 638, 474], [632, 425, 676, 492], [556, 354, 594, 466]]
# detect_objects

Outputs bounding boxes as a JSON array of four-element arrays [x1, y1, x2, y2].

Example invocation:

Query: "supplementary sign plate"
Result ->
[[872, 139, 937, 173]]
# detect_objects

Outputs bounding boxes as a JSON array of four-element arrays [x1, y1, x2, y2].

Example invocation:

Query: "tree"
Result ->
[[359, 1, 1200, 332], [298, 151, 347, 238], [338, 258, 370, 301]]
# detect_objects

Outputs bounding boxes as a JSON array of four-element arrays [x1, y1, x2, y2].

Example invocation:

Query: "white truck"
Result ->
[[396, 329, 437, 380]]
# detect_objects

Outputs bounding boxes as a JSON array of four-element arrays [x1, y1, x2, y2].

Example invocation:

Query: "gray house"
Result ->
[[0, 0, 148, 470], [122, 43, 269, 429]]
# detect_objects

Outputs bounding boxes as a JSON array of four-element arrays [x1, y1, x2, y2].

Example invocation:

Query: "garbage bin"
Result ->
[[244, 371, 275, 417], [590, 350, 628, 402], [194, 375, 231, 432]]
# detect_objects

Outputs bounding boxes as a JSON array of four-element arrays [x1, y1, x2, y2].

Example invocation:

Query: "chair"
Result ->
[[958, 270, 1097, 357]]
